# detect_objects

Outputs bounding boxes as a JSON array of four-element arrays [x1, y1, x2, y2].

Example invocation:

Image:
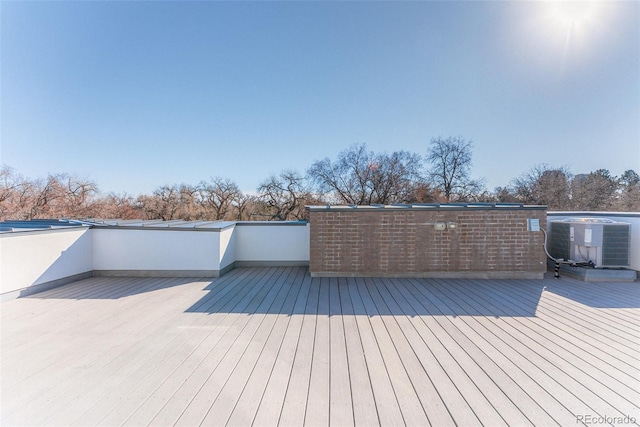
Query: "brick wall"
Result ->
[[308, 207, 547, 279]]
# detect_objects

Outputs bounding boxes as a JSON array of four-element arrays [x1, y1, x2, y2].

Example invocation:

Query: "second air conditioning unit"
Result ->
[[548, 218, 631, 268]]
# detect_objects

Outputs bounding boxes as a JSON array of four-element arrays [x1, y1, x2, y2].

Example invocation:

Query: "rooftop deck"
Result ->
[[1, 267, 639, 426]]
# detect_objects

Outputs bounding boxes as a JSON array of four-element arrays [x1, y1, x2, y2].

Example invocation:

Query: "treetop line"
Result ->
[[1, 137, 638, 221]]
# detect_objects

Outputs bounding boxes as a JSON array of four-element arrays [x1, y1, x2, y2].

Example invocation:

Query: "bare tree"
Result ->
[[137, 185, 184, 220], [61, 175, 100, 218], [176, 184, 201, 220], [26, 175, 60, 219], [0, 166, 27, 219], [257, 170, 310, 220], [403, 182, 441, 204], [4, 157, 636, 222], [616, 169, 640, 211], [0, 166, 18, 205], [308, 143, 424, 205], [494, 186, 518, 203], [510, 164, 572, 209], [368, 150, 424, 203], [197, 177, 242, 220], [0, 169, 103, 220], [233, 193, 257, 220], [539, 169, 571, 209], [571, 169, 618, 211], [98, 193, 142, 219], [11, 177, 36, 220], [425, 136, 483, 201], [308, 144, 373, 204]]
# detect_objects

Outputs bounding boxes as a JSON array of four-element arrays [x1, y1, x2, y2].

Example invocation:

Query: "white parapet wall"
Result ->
[[1, 220, 311, 300], [547, 212, 640, 273], [233, 221, 310, 266], [0, 227, 93, 299], [219, 225, 236, 272], [92, 228, 223, 277]]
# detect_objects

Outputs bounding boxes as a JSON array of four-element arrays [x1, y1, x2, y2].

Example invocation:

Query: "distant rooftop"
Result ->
[[85, 218, 236, 230], [0, 219, 89, 233], [0, 218, 308, 234]]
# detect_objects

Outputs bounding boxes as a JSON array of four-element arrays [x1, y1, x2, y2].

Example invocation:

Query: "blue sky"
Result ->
[[1, 1, 638, 195]]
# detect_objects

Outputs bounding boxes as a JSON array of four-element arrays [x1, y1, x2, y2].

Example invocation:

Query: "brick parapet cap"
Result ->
[[306, 203, 547, 212]]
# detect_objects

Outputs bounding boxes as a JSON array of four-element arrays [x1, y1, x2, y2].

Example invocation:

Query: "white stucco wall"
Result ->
[[547, 212, 640, 272], [92, 228, 220, 273], [235, 223, 310, 262], [1, 221, 311, 298], [0, 228, 93, 295], [219, 226, 236, 270]]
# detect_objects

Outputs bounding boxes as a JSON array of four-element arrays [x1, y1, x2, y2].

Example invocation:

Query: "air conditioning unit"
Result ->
[[548, 218, 631, 267]]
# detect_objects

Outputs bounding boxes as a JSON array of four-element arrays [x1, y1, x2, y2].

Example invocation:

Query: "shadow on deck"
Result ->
[[22, 267, 639, 317]]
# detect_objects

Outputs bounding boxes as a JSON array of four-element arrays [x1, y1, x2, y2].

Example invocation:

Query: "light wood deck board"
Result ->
[[376, 278, 479, 426], [278, 272, 320, 427], [528, 278, 640, 328], [438, 278, 640, 421], [199, 268, 303, 426], [418, 279, 571, 425], [51, 274, 268, 426], [357, 277, 431, 426], [161, 267, 290, 426], [2, 276, 169, 342], [378, 277, 546, 426], [465, 278, 640, 383], [337, 277, 380, 427], [542, 279, 640, 312], [432, 281, 618, 422], [370, 278, 457, 427], [424, 278, 598, 426], [469, 278, 640, 362], [347, 278, 405, 426], [304, 277, 331, 427], [2, 278, 214, 422], [328, 277, 354, 427], [537, 288, 640, 332], [496, 280, 640, 345], [480, 282, 640, 392], [250, 269, 312, 427], [107, 268, 280, 426], [223, 266, 307, 427], [90, 270, 286, 426], [2, 268, 638, 426], [393, 278, 514, 427]]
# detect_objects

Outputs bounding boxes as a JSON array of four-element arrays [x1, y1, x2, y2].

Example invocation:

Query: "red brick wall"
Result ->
[[309, 207, 547, 279]]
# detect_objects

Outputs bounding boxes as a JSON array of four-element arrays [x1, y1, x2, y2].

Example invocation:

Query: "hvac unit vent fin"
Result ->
[[602, 224, 631, 267]]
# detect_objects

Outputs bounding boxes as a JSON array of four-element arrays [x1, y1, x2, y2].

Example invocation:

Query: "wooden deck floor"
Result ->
[[1, 267, 639, 426]]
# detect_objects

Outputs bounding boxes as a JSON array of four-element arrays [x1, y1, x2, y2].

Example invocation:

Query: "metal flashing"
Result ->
[[1, 218, 310, 233], [0, 219, 90, 234], [305, 203, 545, 211]]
